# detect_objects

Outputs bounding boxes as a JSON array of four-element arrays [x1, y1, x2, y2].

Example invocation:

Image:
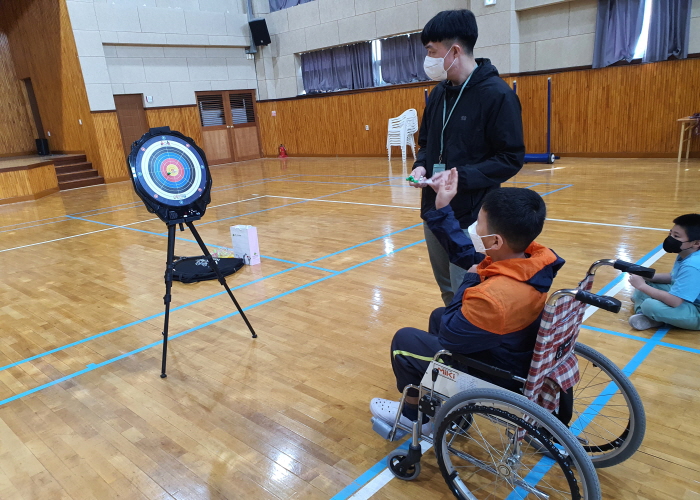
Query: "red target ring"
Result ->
[[160, 158, 185, 183]]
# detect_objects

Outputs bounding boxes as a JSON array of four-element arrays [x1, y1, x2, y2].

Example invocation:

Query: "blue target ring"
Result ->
[[132, 135, 208, 207]]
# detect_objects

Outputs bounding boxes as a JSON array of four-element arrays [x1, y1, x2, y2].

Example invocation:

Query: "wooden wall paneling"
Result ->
[[0, 163, 58, 204], [146, 106, 204, 146], [0, 0, 108, 177], [257, 84, 435, 157], [258, 59, 700, 158], [27, 163, 58, 193], [0, 29, 35, 156], [0, 169, 31, 199], [92, 111, 130, 182]]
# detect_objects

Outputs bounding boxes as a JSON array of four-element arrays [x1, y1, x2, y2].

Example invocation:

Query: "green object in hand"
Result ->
[[406, 175, 417, 183]]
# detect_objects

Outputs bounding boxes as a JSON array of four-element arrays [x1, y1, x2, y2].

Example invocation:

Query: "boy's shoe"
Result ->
[[370, 398, 433, 436], [629, 314, 663, 331]]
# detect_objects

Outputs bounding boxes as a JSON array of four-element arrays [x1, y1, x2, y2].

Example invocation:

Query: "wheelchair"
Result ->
[[371, 259, 652, 499]]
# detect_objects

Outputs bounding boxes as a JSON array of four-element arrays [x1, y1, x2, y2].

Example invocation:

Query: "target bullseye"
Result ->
[[161, 159, 184, 182]]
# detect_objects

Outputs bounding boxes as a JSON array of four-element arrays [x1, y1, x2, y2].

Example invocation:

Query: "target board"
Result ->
[[128, 128, 212, 224]]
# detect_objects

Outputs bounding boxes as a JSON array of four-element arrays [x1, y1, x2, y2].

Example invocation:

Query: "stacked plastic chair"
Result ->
[[387, 109, 419, 162]]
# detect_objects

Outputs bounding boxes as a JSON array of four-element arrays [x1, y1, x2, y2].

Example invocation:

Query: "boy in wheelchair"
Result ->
[[371, 168, 564, 433]]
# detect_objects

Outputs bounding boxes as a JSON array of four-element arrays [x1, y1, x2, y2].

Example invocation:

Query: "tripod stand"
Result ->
[[160, 220, 257, 378]]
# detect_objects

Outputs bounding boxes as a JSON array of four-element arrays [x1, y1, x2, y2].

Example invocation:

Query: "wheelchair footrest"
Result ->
[[371, 417, 408, 441]]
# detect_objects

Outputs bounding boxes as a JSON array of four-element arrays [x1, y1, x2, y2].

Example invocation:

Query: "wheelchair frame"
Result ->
[[373, 259, 654, 499]]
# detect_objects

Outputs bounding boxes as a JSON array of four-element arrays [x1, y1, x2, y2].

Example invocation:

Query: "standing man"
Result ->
[[411, 9, 525, 306]]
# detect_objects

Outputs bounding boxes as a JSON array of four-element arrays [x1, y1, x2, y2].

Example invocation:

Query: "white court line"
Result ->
[[535, 167, 566, 171], [262, 195, 420, 210], [547, 218, 666, 232], [349, 441, 433, 500], [0, 196, 264, 254], [262, 197, 670, 234], [0, 220, 145, 253], [583, 247, 667, 321]]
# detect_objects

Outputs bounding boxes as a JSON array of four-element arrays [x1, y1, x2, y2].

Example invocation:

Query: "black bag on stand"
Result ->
[[172, 256, 244, 284]]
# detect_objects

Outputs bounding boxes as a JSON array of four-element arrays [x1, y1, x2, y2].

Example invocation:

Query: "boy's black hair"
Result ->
[[674, 214, 700, 242], [482, 188, 546, 253], [421, 10, 478, 55]]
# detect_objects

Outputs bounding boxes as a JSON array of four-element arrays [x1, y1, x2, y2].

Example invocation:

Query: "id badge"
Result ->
[[433, 163, 446, 174]]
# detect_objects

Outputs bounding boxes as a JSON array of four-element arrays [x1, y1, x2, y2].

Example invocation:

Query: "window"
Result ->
[[300, 32, 428, 95], [197, 94, 225, 127], [633, 0, 654, 59], [229, 93, 256, 124]]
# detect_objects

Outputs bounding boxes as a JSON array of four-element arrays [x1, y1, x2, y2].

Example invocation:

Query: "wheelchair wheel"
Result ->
[[572, 342, 646, 468], [387, 449, 421, 481], [434, 388, 600, 500]]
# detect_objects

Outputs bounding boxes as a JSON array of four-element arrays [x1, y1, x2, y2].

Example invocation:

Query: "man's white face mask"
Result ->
[[423, 45, 457, 81]]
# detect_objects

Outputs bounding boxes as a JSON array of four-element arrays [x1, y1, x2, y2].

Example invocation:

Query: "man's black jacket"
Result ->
[[414, 58, 525, 228]]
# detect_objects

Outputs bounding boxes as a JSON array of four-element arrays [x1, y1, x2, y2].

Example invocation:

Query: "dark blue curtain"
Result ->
[[592, 0, 645, 68], [269, 0, 315, 13], [643, 0, 692, 63], [380, 32, 429, 84], [301, 42, 373, 93]]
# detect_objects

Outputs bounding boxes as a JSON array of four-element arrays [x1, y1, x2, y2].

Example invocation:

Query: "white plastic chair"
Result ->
[[387, 109, 418, 162]]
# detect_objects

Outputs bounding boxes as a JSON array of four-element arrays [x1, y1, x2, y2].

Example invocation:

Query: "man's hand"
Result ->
[[629, 275, 646, 290], [408, 166, 426, 188], [435, 168, 458, 210]]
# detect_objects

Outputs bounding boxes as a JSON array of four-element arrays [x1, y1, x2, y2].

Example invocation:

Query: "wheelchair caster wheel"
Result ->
[[387, 449, 421, 480]]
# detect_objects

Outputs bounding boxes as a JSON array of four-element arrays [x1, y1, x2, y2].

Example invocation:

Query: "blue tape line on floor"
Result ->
[[0, 223, 424, 374], [0, 238, 426, 407]]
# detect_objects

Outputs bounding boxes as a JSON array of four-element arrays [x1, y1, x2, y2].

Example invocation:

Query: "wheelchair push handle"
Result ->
[[613, 260, 656, 279], [575, 290, 622, 313]]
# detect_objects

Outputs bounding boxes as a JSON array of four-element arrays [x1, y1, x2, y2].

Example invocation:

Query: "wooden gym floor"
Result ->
[[0, 157, 698, 499]]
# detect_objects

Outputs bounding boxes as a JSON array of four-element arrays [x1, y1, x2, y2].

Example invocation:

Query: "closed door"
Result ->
[[196, 90, 261, 165], [228, 91, 261, 161], [115, 94, 149, 158]]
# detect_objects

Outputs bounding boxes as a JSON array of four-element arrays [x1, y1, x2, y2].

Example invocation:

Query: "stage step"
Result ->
[[55, 162, 93, 175], [53, 155, 87, 167], [57, 169, 100, 183], [56, 160, 105, 190]]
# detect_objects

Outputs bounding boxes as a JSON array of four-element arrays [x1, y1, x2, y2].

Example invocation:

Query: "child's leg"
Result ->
[[640, 299, 700, 331], [632, 283, 672, 313], [428, 307, 446, 335], [390, 327, 442, 421]]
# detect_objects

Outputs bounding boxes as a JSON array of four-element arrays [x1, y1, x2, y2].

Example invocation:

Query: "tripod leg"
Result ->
[[161, 224, 177, 378], [185, 221, 257, 339]]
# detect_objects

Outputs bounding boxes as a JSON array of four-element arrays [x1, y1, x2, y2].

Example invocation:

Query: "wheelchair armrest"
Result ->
[[575, 290, 622, 313], [446, 353, 525, 383], [613, 260, 656, 279]]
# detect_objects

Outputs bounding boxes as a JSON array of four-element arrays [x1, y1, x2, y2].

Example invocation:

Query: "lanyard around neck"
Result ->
[[439, 71, 473, 164]]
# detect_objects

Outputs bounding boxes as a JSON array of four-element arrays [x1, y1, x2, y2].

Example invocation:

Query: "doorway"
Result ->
[[114, 94, 149, 158], [196, 90, 261, 165]]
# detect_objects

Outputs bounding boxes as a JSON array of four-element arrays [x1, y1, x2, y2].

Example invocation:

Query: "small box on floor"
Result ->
[[230, 225, 260, 265]]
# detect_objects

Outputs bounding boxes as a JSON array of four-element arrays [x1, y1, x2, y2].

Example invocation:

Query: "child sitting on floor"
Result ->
[[629, 214, 700, 331]]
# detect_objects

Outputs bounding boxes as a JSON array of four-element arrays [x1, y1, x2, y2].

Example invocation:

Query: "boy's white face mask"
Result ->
[[423, 45, 457, 81], [468, 221, 497, 254]]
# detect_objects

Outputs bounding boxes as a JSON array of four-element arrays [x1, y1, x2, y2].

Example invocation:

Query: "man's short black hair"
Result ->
[[421, 10, 478, 55], [674, 214, 700, 241], [482, 188, 547, 253]]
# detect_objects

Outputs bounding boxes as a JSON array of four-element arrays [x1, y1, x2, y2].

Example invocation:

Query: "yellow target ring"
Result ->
[[165, 164, 180, 177]]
